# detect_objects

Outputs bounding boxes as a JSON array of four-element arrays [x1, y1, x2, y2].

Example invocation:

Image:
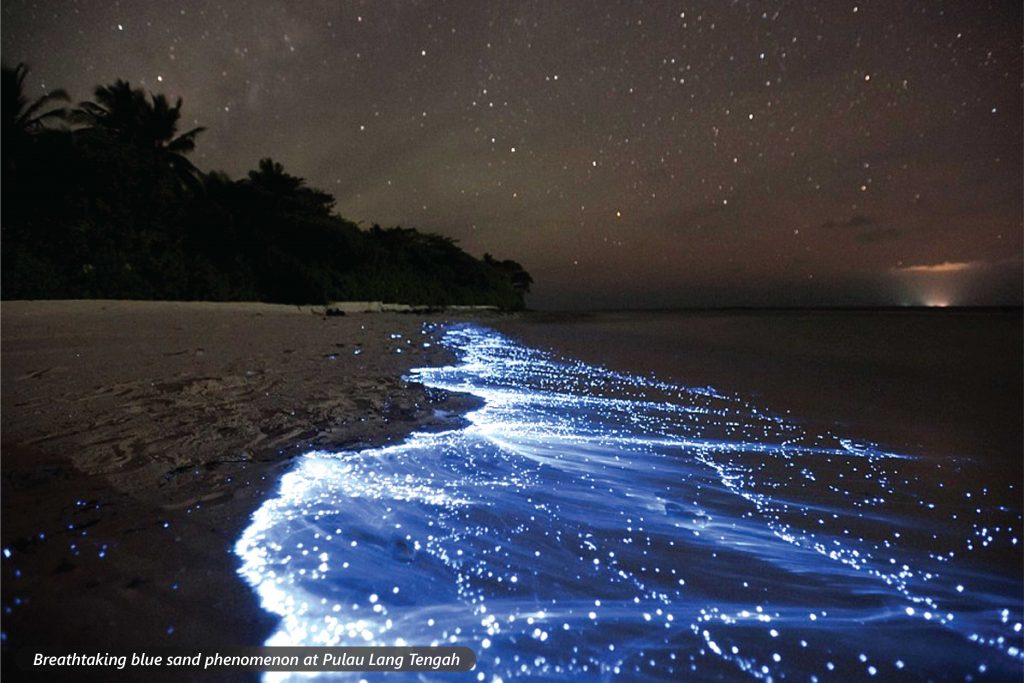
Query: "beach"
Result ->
[[232, 310, 1022, 681], [0, 301, 477, 674], [3, 303, 1021, 681]]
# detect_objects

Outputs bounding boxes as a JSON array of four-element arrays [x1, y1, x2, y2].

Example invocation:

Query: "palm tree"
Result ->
[[247, 158, 335, 216], [2, 63, 68, 135], [73, 80, 143, 141], [74, 80, 205, 189], [2, 63, 69, 172], [141, 92, 205, 189], [247, 157, 304, 196]]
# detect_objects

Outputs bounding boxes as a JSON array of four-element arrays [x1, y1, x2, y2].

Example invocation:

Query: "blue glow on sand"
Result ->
[[235, 324, 1023, 681]]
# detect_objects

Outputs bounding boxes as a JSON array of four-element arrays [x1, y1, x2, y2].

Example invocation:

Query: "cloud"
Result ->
[[821, 214, 901, 244], [854, 227, 901, 243], [821, 214, 873, 229], [895, 261, 983, 273]]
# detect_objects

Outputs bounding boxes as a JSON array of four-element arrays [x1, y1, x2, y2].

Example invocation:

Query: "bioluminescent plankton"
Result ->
[[236, 324, 1023, 682]]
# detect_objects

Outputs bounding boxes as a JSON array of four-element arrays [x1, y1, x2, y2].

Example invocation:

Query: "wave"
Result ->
[[236, 324, 1023, 681]]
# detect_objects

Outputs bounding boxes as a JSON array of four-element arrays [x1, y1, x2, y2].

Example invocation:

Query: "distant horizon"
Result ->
[[5, 298, 1021, 315], [526, 270, 1023, 310], [526, 303, 1024, 313]]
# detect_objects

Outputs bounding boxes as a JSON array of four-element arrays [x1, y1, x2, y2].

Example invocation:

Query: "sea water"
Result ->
[[235, 323, 1023, 681]]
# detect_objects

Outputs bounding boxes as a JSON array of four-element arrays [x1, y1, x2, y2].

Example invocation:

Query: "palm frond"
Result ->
[[166, 126, 205, 153], [25, 107, 68, 129], [19, 88, 69, 124]]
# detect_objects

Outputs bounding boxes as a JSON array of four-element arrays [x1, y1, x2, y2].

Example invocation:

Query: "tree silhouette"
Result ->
[[2, 63, 69, 172], [485, 253, 533, 294], [247, 158, 336, 216], [2, 64, 533, 308], [74, 80, 205, 189], [2, 63, 68, 135]]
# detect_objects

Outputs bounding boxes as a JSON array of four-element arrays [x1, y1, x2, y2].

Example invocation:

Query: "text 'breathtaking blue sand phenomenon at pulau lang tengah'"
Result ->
[[235, 324, 1022, 682]]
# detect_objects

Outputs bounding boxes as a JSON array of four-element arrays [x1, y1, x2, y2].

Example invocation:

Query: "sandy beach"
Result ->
[[3, 303, 1021, 682], [1, 300, 479, 675]]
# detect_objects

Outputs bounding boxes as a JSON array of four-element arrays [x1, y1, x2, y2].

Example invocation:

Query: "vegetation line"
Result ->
[[2, 64, 533, 309]]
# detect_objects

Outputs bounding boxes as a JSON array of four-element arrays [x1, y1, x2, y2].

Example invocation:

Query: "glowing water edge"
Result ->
[[236, 324, 1022, 682]]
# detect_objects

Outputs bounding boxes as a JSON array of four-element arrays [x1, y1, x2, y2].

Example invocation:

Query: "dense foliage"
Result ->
[[1, 64, 532, 308]]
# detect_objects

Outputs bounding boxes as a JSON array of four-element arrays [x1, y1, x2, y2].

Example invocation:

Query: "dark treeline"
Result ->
[[1, 64, 532, 309]]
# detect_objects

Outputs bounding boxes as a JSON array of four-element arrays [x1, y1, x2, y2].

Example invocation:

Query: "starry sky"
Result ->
[[3, 0, 1021, 308]]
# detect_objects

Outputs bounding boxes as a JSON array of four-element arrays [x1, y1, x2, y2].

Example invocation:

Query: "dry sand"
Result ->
[[1, 300, 479, 676]]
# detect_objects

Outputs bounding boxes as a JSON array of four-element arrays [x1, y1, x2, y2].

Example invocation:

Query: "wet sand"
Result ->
[[0, 301, 478, 679]]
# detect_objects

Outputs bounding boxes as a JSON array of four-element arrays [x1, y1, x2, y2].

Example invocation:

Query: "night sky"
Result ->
[[3, 1, 1021, 308]]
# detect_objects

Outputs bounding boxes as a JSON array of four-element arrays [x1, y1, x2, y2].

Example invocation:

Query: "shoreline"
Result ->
[[0, 300, 482, 680], [493, 308, 1022, 465]]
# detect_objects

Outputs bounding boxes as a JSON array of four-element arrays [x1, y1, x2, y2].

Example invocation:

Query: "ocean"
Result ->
[[235, 311, 1023, 681]]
